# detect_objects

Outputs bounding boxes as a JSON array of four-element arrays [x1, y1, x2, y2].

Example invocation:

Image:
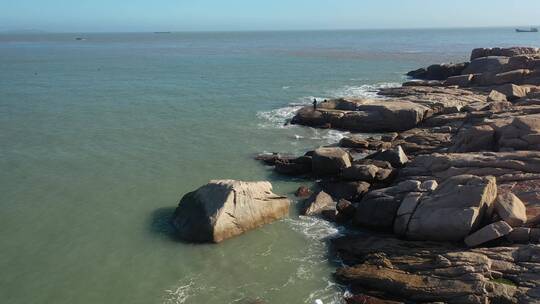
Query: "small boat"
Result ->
[[154, 31, 172, 34], [75, 37, 86, 41], [516, 27, 538, 33]]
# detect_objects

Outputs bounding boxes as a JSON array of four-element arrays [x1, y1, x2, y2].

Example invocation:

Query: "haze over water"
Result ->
[[1, 28, 539, 304]]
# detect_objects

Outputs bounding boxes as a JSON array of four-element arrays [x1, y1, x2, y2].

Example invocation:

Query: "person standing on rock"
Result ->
[[313, 98, 317, 110]]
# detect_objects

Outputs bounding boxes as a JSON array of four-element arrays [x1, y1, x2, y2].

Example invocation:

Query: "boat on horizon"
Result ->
[[516, 27, 538, 33]]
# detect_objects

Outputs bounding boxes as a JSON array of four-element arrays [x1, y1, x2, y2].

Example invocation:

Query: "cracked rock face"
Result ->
[[172, 180, 290, 243], [333, 235, 540, 304]]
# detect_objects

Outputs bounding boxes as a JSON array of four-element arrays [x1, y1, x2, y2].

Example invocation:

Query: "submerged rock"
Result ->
[[172, 180, 290, 243]]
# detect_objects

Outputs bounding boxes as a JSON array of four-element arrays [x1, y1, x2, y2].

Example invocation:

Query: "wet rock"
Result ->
[[295, 186, 312, 198], [320, 180, 370, 201], [337, 199, 356, 220], [312, 147, 351, 176], [419, 180, 438, 192], [173, 180, 290, 243], [464, 221, 513, 247], [404, 175, 498, 241], [370, 145, 409, 168], [494, 192, 527, 227], [302, 191, 336, 216], [274, 156, 311, 176]]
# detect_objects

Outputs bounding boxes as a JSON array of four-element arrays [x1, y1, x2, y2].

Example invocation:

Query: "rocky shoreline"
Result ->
[[256, 46, 540, 303], [173, 46, 540, 303]]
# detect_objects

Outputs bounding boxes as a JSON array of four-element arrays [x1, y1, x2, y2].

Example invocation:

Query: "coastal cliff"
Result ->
[[259, 46, 540, 303]]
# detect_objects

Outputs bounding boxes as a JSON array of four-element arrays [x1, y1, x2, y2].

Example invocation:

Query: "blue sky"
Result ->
[[2, 0, 540, 32]]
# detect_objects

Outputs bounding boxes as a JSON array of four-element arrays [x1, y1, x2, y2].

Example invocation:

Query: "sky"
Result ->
[[1, 0, 540, 32]]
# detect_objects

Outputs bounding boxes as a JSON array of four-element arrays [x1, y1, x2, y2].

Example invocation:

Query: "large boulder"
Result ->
[[320, 180, 370, 201], [449, 125, 495, 153], [406, 62, 468, 80], [291, 99, 432, 132], [494, 192, 527, 227], [369, 145, 409, 168], [400, 175, 498, 241], [312, 147, 351, 176], [496, 114, 540, 151], [172, 180, 290, 243], [462, 56, 509, 75], [354, 180, 424, 230]]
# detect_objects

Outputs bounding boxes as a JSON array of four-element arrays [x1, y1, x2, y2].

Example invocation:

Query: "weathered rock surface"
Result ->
[[291, 98, 432, 132], [471, 46, 540, 60], [464, 220, 513, 247], [369, 145, 409, 168], [302, 191, 335, 216], [400, 175, 498, 241], [406, 62, 468, 80], [320, 180, 370, 201], [333, 235, 540, 304], [173, 180, 290, 243], [312, 147, 351, 176], [494, 192, 527, 227]]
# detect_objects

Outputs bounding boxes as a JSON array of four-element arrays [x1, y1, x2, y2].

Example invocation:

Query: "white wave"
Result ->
[[285, 216, 343, 242], [327, 82, 401, 99], [305, 280, 345, 304], [256, 83, 400, 130], [163, 277, 207, 304]]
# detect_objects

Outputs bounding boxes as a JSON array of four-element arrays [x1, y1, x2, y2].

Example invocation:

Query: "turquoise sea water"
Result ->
[[1, 28, 539, 304]]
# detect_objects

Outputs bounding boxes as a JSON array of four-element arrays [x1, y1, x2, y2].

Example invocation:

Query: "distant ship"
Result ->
[[154, 31, 172, 34], [516, 27, 538, 33]]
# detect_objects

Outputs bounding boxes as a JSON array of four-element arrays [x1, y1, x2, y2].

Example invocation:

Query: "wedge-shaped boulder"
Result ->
[[464, 221, 513, 247], [173, 180, 290, 243], [302, 191, 335, 216], [404, 175, 497, 241]]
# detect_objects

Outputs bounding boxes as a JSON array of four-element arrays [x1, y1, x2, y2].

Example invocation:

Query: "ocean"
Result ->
[[1, 28, 538, 304]]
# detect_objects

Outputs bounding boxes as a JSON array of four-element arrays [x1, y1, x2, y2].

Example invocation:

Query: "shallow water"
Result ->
[[1, 28, 539, 304]]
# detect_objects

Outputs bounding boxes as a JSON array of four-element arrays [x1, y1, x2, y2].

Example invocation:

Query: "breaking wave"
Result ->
[[256, 82, 400, 129]]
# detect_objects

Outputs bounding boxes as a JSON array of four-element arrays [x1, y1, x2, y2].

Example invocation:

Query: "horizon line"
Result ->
[[2, 24, 539, 34]]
